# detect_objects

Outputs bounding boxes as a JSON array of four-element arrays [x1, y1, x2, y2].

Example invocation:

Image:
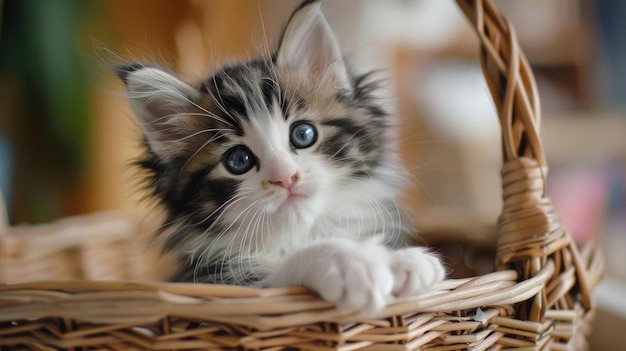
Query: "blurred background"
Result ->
[[0, 0, 624, 346]]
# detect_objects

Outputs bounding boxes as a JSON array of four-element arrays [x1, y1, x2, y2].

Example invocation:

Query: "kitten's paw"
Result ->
[[270, 238, 394, 315], [268, 239, 445, 315], [390, 247, 445, 297], [309, 239, 395, 315]]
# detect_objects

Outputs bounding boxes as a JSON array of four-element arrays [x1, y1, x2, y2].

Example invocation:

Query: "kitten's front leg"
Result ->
[[266, 238, 444, 315]]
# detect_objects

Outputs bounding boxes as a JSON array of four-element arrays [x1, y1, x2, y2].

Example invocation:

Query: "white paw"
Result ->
[[268, 239, 445, 315], [390, 247, 446, 297], [307, 239, 396, 315]]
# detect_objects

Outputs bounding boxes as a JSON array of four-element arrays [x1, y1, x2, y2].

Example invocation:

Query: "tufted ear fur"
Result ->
[[276, 0, 350, 90], [116, 64, 203, 160]]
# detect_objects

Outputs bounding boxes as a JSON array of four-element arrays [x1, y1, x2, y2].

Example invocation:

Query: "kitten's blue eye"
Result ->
[[290, 122, 317, 149], [224, 146, 255, 175]]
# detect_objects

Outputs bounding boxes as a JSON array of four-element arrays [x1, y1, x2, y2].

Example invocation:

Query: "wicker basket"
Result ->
[[0, 1, 604, 350]]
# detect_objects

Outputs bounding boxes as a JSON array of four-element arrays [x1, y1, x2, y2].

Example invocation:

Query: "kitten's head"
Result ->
[[117, 0, 402, 255]]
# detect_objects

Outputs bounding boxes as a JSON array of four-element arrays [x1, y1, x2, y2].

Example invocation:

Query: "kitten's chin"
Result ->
[[281, 193, 306, 208], [269, 191, 319, 219], [273, 195, 307, 216]]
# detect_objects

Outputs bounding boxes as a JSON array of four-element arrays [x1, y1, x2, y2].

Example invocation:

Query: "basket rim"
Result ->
[[0, 263, 552, 329]]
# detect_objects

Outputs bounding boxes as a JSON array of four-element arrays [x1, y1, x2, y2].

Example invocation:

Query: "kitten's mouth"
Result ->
[[280, 191, 306, 208]]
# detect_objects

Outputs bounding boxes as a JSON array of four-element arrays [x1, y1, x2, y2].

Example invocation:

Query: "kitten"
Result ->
[[117, 0, 444, 314]]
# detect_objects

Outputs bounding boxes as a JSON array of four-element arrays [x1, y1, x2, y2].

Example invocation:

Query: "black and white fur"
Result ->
[[117, 0, 444, 314]]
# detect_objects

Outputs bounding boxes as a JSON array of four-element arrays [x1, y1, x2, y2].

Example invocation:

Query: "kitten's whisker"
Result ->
[[211, 197, 262, 284], [182, 191, 255, 269], [238, 202, 267, 284], [262, 205, 273, 251], [251, 203, 268, 255], [241, 200, 265, 252], [194, 192, 255, 279], [199, 190, 255, 230]]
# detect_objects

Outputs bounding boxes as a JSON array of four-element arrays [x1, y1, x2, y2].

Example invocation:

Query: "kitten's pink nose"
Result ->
[[269, 172, 299, 189]]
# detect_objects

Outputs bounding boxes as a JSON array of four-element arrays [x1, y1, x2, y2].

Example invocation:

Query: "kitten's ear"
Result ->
[[276, 0, 350, 90], [116, 64, 201, 158]]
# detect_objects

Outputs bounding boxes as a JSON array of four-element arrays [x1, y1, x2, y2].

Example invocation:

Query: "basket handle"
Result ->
[[455, 0, 592, 321]]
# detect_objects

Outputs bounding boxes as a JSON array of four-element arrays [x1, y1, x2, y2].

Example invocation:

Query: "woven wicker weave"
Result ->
[[0, 0, 604, 350]]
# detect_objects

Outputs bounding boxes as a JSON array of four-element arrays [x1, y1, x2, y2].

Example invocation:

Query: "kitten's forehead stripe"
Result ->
[[200, 60, 291, 128], [212, 74, 249, 120], [259, 77, 284, 118]]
